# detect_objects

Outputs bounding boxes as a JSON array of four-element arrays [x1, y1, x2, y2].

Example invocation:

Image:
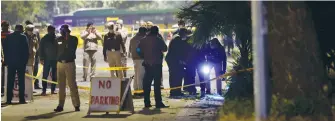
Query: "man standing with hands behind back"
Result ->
[[81, 22, 102, 82]]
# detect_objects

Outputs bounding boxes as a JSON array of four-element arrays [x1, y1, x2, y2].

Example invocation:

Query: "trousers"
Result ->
[[143, 63, 163, 105], [167, 61, 184, 95], [57, 62, 80, 107], [133, 59, 144, 91], [107, 50, 123, 78], [83, 50, 97, 81], [42, 60, 57, 92], [7, 64, 26, 102]]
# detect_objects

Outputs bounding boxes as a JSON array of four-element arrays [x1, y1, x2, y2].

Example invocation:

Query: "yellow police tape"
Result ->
[[26, 67, 253, 93], [75, 65, 134, 71]]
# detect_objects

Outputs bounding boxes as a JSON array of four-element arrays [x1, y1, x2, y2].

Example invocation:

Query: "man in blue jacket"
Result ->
[[3, 25, 29, 104]]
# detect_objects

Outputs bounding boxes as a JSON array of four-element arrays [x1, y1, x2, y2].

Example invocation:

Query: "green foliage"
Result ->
[[220, 95, 334, 121], [1, 1, 47, 24]]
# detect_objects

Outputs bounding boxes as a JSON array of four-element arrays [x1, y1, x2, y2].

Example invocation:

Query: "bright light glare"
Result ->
[[202, 65, 210, 74]]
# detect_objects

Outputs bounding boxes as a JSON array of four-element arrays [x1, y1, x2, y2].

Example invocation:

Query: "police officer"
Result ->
[[129, 27, 147, 97], [166, 28, 190, 97], [138, 26, 168, 108], [116, 19, 128, 77], [54, 24, 80, 112], [103, 22, 126, 78], [81, 22, 103, 81], [206, 38, 227, 95], [39, 25, 58, 96], [25, 20, 41, 89], [3, 25, 29, 104], [1, 21, 13, 96]]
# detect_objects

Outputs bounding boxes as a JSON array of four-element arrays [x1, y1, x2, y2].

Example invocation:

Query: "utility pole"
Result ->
[[252, 1, 270, 121]]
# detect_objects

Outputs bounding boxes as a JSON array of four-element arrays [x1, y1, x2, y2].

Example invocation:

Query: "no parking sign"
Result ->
[[88, 77, 121, 113]]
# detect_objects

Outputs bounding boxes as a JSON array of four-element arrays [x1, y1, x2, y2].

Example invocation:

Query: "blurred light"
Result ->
[[202, 64, 210, 74]]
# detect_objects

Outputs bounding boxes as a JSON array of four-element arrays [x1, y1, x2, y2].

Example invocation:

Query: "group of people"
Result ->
[[1, 20, 80, 112], [166, 20, 227, 98], [1, 18, 230, 111]]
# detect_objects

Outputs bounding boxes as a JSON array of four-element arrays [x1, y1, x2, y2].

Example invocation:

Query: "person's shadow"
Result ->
[[23, 111, 75, 121], [137, 108, 165, 115]]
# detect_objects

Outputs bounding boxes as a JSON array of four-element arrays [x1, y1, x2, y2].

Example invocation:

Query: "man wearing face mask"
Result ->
[[39, 25, 58, 96], [81, 22, 103, 82], [25, 20, 41, 89], [4, 24, 29, 104], [103, 22, 126, 78], [54, 24, 80, 112], [116, 19, 128, 77]]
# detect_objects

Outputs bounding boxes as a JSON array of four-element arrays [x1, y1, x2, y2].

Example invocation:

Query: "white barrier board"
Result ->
[[88, 77, 121, 112], [4, 66, 33, 102]]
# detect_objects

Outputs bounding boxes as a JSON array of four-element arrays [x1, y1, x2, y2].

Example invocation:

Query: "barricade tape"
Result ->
[[75, 65, 134, 71], [25, 67, 253, 93]]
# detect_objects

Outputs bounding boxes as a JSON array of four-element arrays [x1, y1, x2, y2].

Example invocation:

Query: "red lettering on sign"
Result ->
[[98, 80, 112, 89], [90, 96, 120, 105]]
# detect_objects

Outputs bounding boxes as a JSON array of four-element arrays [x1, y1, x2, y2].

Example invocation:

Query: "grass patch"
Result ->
[[219, 96, 335, 121]]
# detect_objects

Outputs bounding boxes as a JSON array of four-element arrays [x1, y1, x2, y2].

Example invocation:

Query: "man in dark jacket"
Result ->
[[206, 38, 227, 95], [39, 25, 58, 95], [3, 25, 29, 104], [165, 28, 189, 97], [195, 41, 212, 97], [138, 26, 168, 108], [1, 21, 13, 96]]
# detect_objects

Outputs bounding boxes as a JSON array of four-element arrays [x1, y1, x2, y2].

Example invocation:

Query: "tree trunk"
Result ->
[[266, 1, 332, 117]]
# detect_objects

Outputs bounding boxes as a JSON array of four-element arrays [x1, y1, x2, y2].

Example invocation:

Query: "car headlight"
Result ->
[[202, 64, 210, 74]]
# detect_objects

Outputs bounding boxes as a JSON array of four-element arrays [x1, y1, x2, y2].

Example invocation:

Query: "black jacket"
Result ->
[[56, 35, 78, 61], [165, 36, 189, 64], [39, 33, 58, 61], [3, 32, 29, 66]]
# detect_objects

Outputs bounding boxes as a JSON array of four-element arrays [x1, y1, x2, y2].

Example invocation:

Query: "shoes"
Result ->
[[41, 92, 47, 96], [156, 103, 169, 108], [188, 91, 197, 96], [144, 104, 152, 108], [51, 91, 57, 94], [54, 106, 64, 112], [34, 86, 42, 89], [200, 91, 206, 98], [19, 100, 27, 104], [75, 106, 80, 111]]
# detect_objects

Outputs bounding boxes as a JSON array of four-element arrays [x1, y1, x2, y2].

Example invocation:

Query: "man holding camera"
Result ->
[[81, 22, 103, 81]]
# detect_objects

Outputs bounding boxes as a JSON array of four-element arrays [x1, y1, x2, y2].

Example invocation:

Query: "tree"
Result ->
[[177, 1, 254, 99], [1, 1, 47, 24], [266, 1, 332, 117]]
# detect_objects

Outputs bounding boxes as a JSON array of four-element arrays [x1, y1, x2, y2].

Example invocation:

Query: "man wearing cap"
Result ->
[[39, 25, 58, 96], [81, 22, 102, 81], [3, 24, 29, 104], [54, 24, 80, 112], [25, 20, 41, 89], [116, 19, 128, 77], [103, 22, 126, 78], [1, 21, 13, 96]]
